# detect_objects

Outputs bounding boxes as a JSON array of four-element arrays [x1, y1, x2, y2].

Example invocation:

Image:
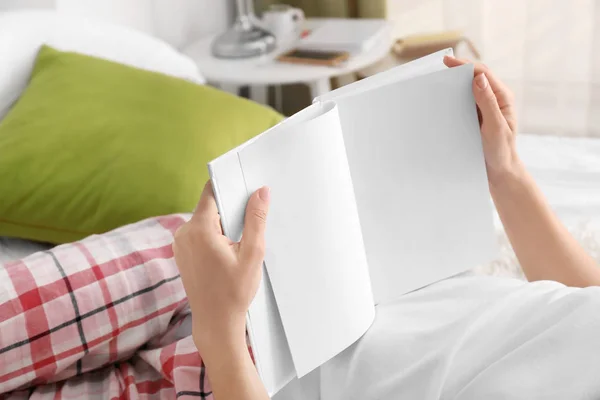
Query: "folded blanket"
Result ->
[[0, 214, 227, 399]]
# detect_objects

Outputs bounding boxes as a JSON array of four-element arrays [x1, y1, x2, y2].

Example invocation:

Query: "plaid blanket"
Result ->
[[0, 214, 234, 399]]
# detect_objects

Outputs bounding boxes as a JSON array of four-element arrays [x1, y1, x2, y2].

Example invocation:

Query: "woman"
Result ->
[[173, 57, 600, 400]]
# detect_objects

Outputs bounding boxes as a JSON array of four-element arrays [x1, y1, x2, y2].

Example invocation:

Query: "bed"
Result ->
[[2, 133, 600, 400], [1, 11, 600, 400], [0, 26, 599, 394]]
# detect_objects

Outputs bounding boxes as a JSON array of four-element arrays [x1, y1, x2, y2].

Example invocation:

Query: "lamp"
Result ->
[[211, 0, 276, 58]]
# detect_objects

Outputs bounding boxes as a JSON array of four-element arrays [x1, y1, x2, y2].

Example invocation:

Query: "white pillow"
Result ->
[[0, 10, 205, 120]]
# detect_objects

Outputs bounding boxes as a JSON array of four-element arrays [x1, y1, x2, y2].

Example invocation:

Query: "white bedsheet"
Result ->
[[518, 135, 600, 227], [0, 236, 52, 263]]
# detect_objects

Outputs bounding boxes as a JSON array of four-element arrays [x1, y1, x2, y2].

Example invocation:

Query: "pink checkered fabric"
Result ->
[[0, 214, 238, 399]]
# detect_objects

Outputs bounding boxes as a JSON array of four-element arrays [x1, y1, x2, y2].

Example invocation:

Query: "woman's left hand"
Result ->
[[173, 181, 270, 363]]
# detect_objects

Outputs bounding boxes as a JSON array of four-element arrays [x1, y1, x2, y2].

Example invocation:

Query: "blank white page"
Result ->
[[238, 102, 375, 377], [330, 64, 498, 304]]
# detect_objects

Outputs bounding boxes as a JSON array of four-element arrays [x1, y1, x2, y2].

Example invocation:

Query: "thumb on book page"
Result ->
[[240, 186, 270, 265]]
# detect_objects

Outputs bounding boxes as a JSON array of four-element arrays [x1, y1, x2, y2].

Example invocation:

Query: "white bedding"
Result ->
[[0, 236, 52, 263], [1, 134, 600, 400], [322, 277, 600, 400], [516, 134, 600, 228]]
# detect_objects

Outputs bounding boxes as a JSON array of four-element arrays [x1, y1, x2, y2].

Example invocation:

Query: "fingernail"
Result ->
[[258, 186, 270, 201], [475, 73, 488, 90]]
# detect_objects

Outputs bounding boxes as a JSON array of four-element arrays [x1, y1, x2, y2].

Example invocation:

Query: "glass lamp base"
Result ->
[[212, 20, 276, 59]]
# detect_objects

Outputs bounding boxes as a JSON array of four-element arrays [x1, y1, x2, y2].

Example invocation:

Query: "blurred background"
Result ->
[[3, 0, 598, 137], [257, 0, 600, 137]]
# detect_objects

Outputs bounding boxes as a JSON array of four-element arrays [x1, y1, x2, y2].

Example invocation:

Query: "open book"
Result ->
[[208, 49, 498, 396]]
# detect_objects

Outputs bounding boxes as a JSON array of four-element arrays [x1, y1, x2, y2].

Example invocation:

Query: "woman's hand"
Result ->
[[173, 182, 271, 399], [173, 182, 270, 363], [443, 56, 523, 187], [444, 57, 600, 287]]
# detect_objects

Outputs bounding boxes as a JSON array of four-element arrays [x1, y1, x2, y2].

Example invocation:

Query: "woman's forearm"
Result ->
[[200, 335, 270, 400], [491, 162, 600, 287]]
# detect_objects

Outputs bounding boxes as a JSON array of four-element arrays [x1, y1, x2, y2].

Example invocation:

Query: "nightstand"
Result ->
[[183, 18, 394, 110]]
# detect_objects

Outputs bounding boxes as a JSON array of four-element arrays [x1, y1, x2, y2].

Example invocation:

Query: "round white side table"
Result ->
[[183, 19, 393, 108]]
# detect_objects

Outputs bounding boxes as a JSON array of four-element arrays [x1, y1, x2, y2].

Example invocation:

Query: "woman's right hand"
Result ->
[[445, 56, 600, 287], [443, 56, 523, 187]]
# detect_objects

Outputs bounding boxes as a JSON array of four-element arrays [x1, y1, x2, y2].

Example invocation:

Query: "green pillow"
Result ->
[[0, 45, 283, 244]]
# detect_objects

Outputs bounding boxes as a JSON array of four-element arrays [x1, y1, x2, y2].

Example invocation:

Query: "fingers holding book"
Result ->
[[443, 55, 521, 187], [173, 182, 270, 367]]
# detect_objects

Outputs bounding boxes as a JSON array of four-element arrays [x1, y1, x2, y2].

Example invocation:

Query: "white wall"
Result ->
[[153, 0, 235, 48], [56, 0, 156, 36], [0, 0, 234, 48], [0, 0, 54, 8]]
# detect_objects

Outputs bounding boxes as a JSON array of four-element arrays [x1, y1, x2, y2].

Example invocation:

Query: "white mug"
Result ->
[[262, 4, 305, 41]]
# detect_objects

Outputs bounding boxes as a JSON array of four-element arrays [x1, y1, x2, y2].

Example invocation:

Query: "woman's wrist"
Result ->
[[488, 158, 540, 216], [489, 164, 526, 193], [197, 328, 268, 400], [487, 148, 529, 196], [193, 318, 248, 367], [201, 335, 249, 370]]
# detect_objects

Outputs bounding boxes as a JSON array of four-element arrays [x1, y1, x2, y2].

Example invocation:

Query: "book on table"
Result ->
[[208, 48, 498, 396]]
